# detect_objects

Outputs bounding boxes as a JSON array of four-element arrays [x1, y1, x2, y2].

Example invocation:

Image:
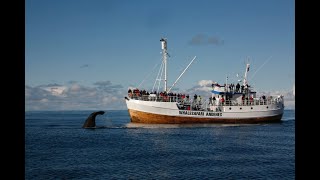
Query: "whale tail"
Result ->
[[82, 111, 105, 128]]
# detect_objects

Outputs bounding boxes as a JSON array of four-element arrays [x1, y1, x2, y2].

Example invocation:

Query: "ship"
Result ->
[[124, 38, 284, 124]]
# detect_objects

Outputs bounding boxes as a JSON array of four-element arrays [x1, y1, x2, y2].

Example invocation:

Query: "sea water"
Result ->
[[25, 110, 295, 179]]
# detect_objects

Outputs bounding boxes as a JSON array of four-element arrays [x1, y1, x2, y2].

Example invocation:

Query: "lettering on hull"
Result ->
[[179, 110, 222, 117]]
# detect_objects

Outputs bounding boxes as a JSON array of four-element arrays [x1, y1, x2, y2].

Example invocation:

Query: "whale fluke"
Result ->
[[82, 111, 105, 128]]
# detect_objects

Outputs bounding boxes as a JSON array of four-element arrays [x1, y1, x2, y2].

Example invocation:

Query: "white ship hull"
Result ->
[[125, 99, 284, 124]]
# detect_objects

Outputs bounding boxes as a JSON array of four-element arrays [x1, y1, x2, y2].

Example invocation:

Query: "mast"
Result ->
[[160, 38, 168, 92], [243, 62, 250, 99], [243, 63, 250, 87]]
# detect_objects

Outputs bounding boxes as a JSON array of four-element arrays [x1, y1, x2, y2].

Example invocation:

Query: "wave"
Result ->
[[281, 118, 295, 121]]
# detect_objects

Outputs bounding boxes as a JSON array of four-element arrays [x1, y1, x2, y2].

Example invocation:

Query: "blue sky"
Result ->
[[25, 0, 295, 110]]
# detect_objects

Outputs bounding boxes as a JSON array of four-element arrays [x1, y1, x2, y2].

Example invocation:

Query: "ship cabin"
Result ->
[[210, 83, 256, 107]]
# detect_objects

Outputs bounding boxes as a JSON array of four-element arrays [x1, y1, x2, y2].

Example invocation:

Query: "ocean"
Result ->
[[25, 110, 295, 179]]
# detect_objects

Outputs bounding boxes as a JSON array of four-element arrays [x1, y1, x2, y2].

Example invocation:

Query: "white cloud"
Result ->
[[69, 84, 81, 92], [198, 80, 214, 86], [25, 81, 126, 111], [41, 85, 67, 96]]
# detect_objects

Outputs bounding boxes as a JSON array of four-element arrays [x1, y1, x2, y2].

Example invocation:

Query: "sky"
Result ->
[[25, 0, 295, 111]]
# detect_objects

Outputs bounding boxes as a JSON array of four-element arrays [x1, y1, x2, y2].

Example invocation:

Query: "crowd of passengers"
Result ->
[[128, 88, 271, 106], [128, 88, 190, 102], [212, 82, 252, 94]]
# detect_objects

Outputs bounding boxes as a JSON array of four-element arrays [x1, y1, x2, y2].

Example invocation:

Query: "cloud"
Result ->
[[80, 64, 89, 68], [39, 84, 67, 97], [94, 80, 112, 86], [189, 34, 224, 46], [94, 80, 123, 93], [26, 81, 126, 111], [198, 80, 214, 87]]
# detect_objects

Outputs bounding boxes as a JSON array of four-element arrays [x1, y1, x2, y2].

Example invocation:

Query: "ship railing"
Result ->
[[129, 94, 283, 106], [205, 99, 283, 107], [129, 94, 192, 103], [214, 86, 255, 94]]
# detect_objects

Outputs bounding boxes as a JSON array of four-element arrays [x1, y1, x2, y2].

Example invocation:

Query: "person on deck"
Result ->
[[220, 96, 225, 105], [194, 94, 198, 103], [216, 95, 220, 106], [249, 95, 253, 105], [236, 83, 240, 92], [128, 89, 132, 98]]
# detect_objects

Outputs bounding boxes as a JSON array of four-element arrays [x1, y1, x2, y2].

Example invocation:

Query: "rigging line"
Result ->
[[157, 61, 164, 93], [167, 56, 197, 93], [137, 58, 162, 89], [249, 56, 272, 81], [152, 60, 164, 92]]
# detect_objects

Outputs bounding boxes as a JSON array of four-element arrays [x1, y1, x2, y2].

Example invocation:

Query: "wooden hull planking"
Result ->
[[128, 109, 283, 124]]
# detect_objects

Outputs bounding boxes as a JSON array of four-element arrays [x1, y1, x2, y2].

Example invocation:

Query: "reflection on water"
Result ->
[[125, 122, 260, 129]]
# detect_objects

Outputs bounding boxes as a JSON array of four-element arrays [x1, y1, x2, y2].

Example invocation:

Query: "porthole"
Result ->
[[266, 106, 269, 109], [229, 107, 232, 110], [240, 107, 242, 110], [251, 107, 253, 109]]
